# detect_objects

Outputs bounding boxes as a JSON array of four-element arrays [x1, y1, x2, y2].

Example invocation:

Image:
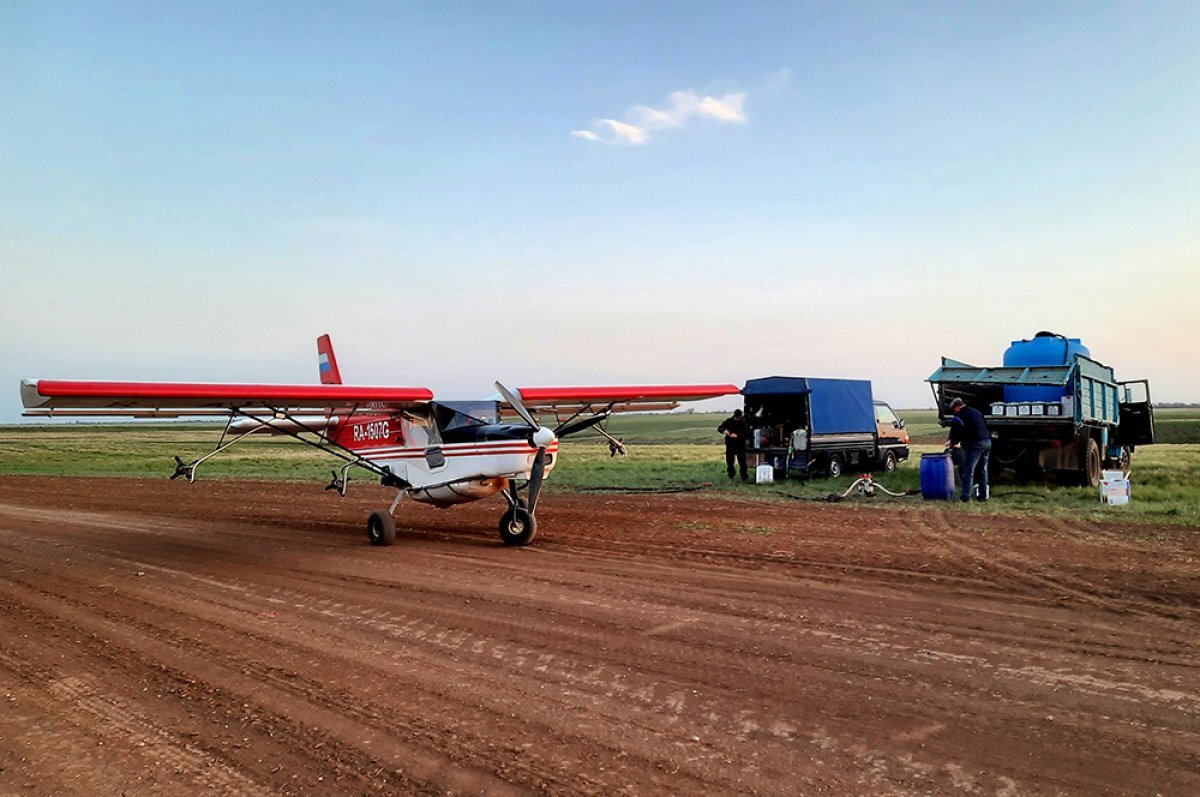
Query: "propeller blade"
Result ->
[[494, 381, 538, 429], [554, 413, 609, 438], [527, 446, 546, 514]]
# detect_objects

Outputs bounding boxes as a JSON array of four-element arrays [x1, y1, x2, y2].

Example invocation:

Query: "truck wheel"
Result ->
[[827, 454, 844, 479], [1119, 447, 1132, 476], [1081, 438, 1102, 488], [881, 451, 898, 473]]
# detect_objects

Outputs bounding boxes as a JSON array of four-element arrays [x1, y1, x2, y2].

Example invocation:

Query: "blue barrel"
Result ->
[[919, 453, 956, 500], [1003, 331, 1090, 402]]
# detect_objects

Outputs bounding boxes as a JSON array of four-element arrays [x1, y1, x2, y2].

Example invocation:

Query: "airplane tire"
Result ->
[[498, 506, 537, 547], [367, 510, 397, 546]]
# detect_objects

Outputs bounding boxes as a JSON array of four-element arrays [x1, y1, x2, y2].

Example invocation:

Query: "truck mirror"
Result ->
[[895, 419, 905, 429]]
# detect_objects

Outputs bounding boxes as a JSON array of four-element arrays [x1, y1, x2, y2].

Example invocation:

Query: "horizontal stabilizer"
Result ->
[[227, 416, 344, 435]]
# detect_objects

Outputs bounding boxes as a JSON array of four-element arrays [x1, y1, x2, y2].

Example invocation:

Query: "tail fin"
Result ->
[[316, 334, 343, 384]]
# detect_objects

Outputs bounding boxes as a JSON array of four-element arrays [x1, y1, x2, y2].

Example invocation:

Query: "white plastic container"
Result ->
[[1100, 473, 1131, 506], [755, 463, 774, 484], [990, 402, 1006, 416]]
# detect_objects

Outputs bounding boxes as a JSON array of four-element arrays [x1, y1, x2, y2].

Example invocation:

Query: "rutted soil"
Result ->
[[0, 475, 1197, 796]]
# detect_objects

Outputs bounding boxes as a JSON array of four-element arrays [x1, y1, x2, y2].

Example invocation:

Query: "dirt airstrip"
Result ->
[[0, 475, 1197, 796]]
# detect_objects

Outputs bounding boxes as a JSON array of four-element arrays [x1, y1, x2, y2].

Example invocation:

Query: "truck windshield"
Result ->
[[874, 404, 898, 425]]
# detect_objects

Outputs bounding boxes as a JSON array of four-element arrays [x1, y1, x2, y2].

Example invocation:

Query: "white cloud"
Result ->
[[572, 88, 747, 146], [597, 118, 649, 145]]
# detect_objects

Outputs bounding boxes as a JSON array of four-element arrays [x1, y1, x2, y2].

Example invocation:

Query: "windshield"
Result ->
[[874, 404, 899, 425], [434, 401, 500, 433]]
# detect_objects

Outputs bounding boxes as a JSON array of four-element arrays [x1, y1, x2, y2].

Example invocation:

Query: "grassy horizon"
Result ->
[[1, 415, 1198, 526]]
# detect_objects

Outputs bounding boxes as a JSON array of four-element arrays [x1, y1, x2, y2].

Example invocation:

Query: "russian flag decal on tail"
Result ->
[[316, 334, 343, 385]]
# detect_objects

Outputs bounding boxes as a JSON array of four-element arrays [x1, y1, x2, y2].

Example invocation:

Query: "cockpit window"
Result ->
[[434, 401, 500, 432]]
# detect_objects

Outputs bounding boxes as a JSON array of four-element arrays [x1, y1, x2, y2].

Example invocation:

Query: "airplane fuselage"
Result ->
[[340, 416, 558, 507]]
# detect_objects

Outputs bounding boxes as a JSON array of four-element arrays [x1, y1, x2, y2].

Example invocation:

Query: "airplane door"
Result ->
[[403, 412, 446, 473]]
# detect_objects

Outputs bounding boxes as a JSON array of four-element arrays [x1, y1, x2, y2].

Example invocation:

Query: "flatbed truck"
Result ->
[[927, 351, 1155, 487]]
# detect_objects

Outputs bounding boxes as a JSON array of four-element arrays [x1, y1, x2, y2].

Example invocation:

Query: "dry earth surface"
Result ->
[[0, 476, 1197, 796]]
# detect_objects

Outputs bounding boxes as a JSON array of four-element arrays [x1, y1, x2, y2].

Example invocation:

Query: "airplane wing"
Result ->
[[504, 383, 740, 418], [20, 379, 433, 418]]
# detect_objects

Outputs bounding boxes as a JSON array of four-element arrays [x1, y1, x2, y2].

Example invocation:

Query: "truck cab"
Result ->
[[873, 401, 911, 472]]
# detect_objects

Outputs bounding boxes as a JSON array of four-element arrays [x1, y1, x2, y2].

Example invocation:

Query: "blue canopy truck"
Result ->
[[927, 332, 1155, 487], [742, 376, 910, 479]]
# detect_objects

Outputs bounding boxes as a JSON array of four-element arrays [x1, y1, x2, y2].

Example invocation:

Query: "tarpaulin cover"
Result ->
[[742, 376, 876, 435], [741, 376, 811, 396]]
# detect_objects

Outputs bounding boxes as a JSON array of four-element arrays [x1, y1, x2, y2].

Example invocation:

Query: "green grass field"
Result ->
[[2, 409, 1198, 526]]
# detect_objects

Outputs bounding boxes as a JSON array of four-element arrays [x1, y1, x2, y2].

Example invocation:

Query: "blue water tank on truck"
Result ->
[[1003, 332, 1090, 403], [927, 332, 1155, 487]]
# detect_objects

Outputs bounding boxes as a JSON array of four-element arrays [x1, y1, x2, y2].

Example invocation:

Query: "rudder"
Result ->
[[316, 334, 343, 384]]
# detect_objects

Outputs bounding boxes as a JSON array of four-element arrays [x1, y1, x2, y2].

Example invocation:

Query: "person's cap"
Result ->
[[733, 409, 743, 416], [949, 398, 966, 410]]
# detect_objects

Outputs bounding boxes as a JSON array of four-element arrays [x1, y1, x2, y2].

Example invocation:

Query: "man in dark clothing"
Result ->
[[718, 409, 751, 482], [949, 398, 991, 501], [946, 412, 966, 484]]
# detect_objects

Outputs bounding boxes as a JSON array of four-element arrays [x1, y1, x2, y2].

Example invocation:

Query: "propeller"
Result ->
[[495, 381, 539, 430], [495, 381, 556, 514]]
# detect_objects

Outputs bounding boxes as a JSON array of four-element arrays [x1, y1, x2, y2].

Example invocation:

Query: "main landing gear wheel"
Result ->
[[498, 505, 537, 547], [367, 510, 396, 546]]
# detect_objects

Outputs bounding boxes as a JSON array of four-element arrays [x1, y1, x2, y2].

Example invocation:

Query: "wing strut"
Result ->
[[170, 405, 411, 492]]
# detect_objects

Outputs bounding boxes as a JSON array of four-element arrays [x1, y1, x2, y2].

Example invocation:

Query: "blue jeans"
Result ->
[[961, 439, 992, 500]]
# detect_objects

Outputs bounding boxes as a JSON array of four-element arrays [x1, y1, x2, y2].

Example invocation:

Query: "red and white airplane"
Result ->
[[21, 336, 737, 547]]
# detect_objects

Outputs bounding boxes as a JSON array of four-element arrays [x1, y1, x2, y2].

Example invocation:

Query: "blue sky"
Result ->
[[2, 1, 1198, 421]]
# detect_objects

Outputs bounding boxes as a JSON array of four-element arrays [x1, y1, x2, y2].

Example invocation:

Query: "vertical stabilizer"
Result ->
[[316, 334, 343, 384]]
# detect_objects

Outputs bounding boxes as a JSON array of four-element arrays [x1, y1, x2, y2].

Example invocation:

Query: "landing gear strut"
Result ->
[[499, 481, 537, 546]]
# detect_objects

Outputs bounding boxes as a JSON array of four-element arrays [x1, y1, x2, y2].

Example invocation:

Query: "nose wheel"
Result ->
[[498, 504, 537, 546]]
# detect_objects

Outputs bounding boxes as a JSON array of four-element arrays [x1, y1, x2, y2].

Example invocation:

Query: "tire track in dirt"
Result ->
[[0, 644, 274, 796], [909, 509, 1196, 623], [0, 572, 526, 796], [2, 477, 1199, 795]]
